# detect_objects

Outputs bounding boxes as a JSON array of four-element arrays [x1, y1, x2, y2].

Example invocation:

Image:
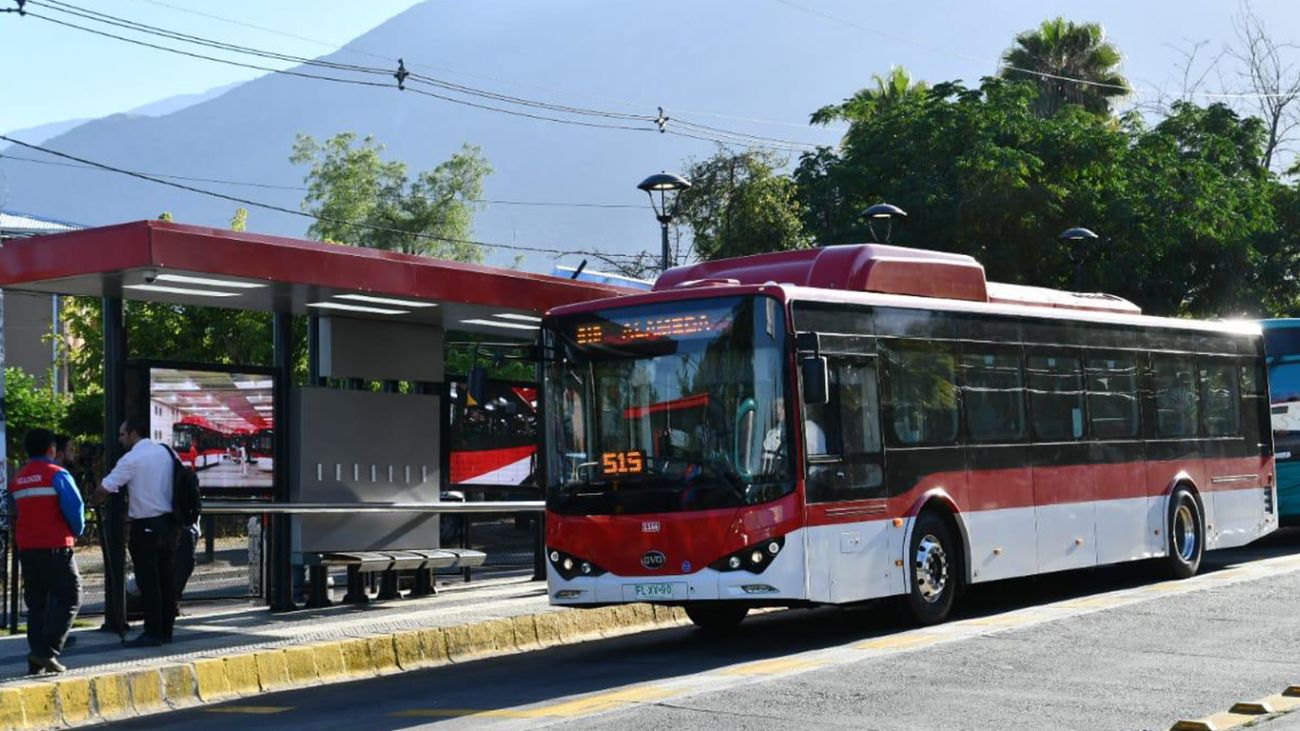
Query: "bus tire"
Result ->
[[684, 603, 748, 634], [902, 511, 958, 625], [1165, 487, 1204, 579]]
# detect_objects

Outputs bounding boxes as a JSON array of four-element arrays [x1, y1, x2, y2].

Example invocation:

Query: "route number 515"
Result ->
[[601, 450, 645, 475]]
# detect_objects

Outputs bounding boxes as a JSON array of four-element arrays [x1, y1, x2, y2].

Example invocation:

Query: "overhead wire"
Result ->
[[0, 135, 647, 260], [20, 0, 829, 148], [770, 0, 1300, 102], [0, 153, 649, 209], [120, 0, 846, 133]]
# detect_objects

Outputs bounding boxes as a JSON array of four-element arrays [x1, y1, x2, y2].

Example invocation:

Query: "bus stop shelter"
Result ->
[[0, 219, 631, 625]]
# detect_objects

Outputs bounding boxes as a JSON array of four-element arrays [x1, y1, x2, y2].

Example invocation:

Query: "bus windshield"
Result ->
[[544, 295, 792, 515], [172, 427, 194, 451]]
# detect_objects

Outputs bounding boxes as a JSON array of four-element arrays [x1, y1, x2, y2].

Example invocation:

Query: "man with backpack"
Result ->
[[91, 417, 179, 647]]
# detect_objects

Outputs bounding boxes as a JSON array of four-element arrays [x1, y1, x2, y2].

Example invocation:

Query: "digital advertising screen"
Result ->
[[148, 367, 275, 491], [448, 379, 538, 487]]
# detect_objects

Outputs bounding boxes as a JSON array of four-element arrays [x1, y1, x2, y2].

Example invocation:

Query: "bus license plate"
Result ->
[[633, 583, 675, 599]]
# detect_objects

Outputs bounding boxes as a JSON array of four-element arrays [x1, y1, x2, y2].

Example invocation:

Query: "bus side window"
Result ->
[[1027, 350, 1085, 441], [1200, 360, 1240, 437], [884, 341, 959, 446], [961, 346, 1026, 443], [807, 359, 884, 503], [1086, 355, 1140, 439], [1152, 355, 1200, 438]]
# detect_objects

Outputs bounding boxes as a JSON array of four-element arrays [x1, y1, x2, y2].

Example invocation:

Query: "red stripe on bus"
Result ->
[[451, 445, 535, 483], [622, 393, 710, 419]]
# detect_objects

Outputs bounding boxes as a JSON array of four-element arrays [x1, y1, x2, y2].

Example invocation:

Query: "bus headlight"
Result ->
[[710, 536, 786, 574], [547, 548, 607, 581]]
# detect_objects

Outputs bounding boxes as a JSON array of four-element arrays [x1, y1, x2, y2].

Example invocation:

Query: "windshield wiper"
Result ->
[[700, 458, 749, 502]]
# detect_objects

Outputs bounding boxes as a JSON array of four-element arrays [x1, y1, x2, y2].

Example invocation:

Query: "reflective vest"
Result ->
[[11, 460, 74, 550]]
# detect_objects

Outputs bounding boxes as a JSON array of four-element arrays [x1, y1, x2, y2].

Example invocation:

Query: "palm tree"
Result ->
[[1001, 18, 1130, 117], [810, 67, 929, 125]]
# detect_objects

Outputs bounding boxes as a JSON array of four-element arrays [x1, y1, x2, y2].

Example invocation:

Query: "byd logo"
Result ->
[[641, 550, 666, 570]]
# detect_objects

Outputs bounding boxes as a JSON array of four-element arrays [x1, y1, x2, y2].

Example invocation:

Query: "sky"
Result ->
[[2, 0, 1299, 271], [0, 0, 423, 132], [5, 0, 1298, 134]]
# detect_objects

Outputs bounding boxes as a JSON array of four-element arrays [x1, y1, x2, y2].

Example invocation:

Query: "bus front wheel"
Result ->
[[901, 511, 958, 626], [1165, 487, 1204, 579], [684, 603, 748, 634]]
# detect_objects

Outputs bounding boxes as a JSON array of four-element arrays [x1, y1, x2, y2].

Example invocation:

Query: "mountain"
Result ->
[[0, 1, 1263, 271], [1, 82, 242, 148], [1, 118, 91, 147], [0, 1, 858, 270], [124, 81, 243, 118]]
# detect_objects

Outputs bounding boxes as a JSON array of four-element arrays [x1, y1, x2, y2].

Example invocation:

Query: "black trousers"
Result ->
[[128, 516, 178, 640], [175, 524, 198, 600], [20, 548, 82, 660]]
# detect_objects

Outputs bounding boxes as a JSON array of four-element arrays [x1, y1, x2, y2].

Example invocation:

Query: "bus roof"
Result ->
[[547, 244, 1260, 338], [652, 244, 1141, 315]]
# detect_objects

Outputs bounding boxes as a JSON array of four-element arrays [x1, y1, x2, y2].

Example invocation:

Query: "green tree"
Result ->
[[811, 67, 929, 125], [5, 367, 68, 466], [675, 148, 810, 261], [290, 132, 492, 262], [793, 75, 1290, 317], [230, 207, 248, 232], [1001, 17, 1130, 117]]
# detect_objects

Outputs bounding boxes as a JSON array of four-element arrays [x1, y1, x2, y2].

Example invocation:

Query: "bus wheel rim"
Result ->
[[915, 534, 948, 602], [1174, 503, 1197, 562]]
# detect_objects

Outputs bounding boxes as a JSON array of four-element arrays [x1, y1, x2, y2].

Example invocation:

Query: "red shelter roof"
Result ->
[[0, 220, 634, 334]]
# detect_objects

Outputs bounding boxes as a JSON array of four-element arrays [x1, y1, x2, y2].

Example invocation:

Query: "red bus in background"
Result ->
[[541, 244, 1276, 631], [172, 416, 228, 471], [251, 427, 274, 473], [449, 380, 538, 486]]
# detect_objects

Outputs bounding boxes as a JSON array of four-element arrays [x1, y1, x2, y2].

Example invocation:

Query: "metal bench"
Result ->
[[304, 549, 487, 606]]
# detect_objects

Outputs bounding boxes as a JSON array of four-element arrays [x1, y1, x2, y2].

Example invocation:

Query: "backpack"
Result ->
[[165, 446, 202, 525]]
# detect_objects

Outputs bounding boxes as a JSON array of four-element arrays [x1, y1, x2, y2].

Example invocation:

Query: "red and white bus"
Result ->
[[172, 416, 228, 471], [541, 244, 1276, 630]]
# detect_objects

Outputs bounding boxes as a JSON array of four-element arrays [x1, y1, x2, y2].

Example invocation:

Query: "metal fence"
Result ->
[[2, 497, 547, 634]]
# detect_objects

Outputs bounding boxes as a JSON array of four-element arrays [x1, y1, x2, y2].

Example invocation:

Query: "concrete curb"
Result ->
[[0, 604, 690, 730], [1171, 684, 1300, 731]]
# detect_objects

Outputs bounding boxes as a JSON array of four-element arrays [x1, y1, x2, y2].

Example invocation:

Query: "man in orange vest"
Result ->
[[10, 428, 85, 674]]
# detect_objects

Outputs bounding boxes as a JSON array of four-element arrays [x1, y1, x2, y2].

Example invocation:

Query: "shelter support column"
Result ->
[[303, 315, 332, 608], [268, 312, 295, 612], [101, 296, 129, 634]]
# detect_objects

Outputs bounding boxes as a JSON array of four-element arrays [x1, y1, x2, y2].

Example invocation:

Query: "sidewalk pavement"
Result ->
[[0, 574, 690, 730]]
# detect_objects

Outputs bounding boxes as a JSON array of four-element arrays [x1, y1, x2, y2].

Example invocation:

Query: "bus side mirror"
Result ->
[[802, 356, 830, 406]]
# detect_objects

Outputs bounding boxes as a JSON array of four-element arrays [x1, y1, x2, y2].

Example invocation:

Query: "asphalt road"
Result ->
[[107, 529, 1300, 731]]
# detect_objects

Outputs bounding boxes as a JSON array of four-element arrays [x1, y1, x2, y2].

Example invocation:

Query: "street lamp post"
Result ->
[[1059, 227, 1100, 291], [860, 203, 908, 244], [637, 172, 692, 272]]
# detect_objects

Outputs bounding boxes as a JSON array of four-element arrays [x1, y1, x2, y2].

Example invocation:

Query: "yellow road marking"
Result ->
[[854, 633, 940, 651], [1138, 583, 1186, 594], [392, 709, 539, 719], [1056, 596, 1125, 610], [391, 685, 681, 720], [1208, 570, 1246, 581], [719, 658, 826, 676], [963, 613, 1041, 628], [204, 706, 294, 715]]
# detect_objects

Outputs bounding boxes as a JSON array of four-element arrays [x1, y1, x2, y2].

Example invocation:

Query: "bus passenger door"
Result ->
[[802, 356, 892, 603], [1026, 349, 1098, 573], [1200, 356, 1255, 547], [960, 343, 1036, 582]]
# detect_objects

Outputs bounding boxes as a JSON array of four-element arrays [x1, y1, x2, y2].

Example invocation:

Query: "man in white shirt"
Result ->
[[91, 417, 177, 647]]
